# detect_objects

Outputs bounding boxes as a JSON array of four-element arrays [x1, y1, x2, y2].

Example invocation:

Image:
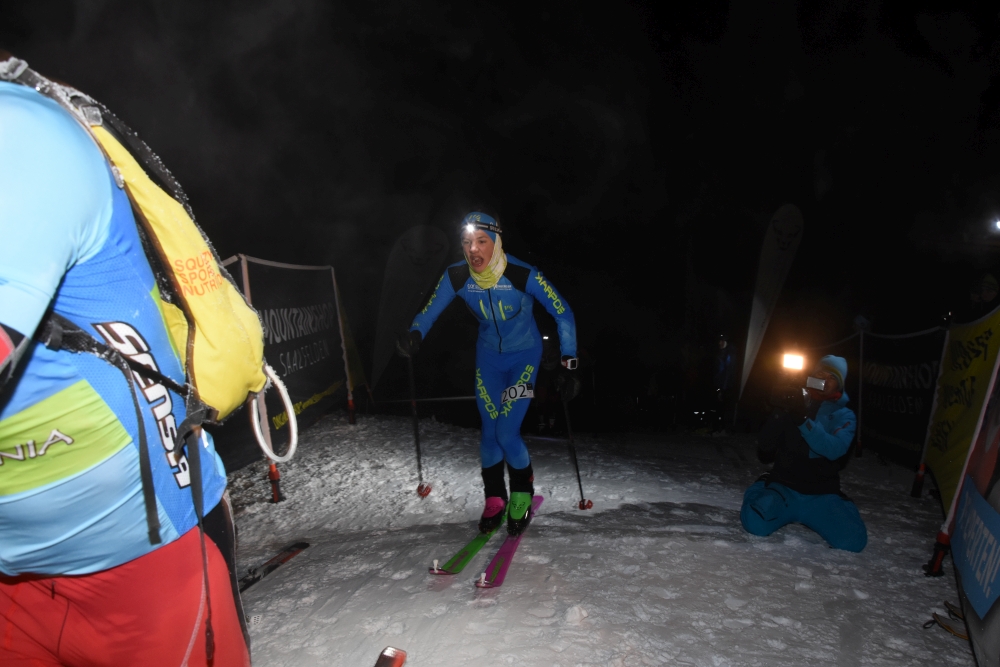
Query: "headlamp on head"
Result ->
[[461, 212, 502, 237]]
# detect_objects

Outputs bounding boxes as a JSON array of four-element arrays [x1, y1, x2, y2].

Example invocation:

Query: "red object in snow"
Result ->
[[579, 499, 593, 510], [268, 463, 285, 503], [923, 530, 951, 577], [374, 646, 407, 667], [417, 483, 432, 498]]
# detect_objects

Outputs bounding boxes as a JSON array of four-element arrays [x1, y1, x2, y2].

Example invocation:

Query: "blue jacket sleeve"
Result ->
[[798, 405, 856, 460], [527, 269, 577, 357], [409, 272, 457, 337]]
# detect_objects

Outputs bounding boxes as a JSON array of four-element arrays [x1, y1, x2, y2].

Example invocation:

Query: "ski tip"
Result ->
[[417, 483, 432, 498], [474, 572, 497, 588], [428, 558, 457, 575], [374, 646, 407, 667]]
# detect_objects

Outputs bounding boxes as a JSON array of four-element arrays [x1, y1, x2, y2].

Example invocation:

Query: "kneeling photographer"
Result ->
[[740, 355, 868, 552]]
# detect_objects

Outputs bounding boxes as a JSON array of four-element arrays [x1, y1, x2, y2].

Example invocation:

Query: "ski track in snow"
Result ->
[[229, 414, 975, 666]]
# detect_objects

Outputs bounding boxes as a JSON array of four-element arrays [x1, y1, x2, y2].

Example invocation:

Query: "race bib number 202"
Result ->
[[501, 383, 534, 404]]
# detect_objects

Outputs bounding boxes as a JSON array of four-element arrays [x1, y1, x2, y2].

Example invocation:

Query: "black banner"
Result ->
[[210, 257, 347, 471], [860, 330, 945, 467]]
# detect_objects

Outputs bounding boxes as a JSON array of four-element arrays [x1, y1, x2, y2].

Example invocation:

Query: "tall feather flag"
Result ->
[[739, 204, 804, 399]]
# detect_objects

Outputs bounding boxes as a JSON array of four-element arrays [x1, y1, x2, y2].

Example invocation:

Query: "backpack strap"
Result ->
[[36, 312, 212, 547], [37, 313, 189, 397], [1, 57, 194, 220], [36, 313, 166, 546]]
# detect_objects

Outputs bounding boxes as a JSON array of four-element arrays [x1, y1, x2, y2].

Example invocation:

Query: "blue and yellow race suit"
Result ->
[[0, 81, 227, 576], [410, 256, 576, 468]]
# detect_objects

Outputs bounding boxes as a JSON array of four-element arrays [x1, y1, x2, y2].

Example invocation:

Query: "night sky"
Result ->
[[4, 1, 1000, 414]]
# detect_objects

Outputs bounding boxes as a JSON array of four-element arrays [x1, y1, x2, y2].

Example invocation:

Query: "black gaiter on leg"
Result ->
[[482, 461, 508, 500], [507, 462, 534, 495]]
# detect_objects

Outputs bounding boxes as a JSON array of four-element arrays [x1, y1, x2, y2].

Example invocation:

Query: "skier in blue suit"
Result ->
[[397, 212, 578, 535]]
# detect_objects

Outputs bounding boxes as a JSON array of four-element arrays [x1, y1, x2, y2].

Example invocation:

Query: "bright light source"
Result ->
[[995, 220, 1000, 231], [542, 335, 549, 340], [782, 353, 804, 370], [465, 224, 476, 233]]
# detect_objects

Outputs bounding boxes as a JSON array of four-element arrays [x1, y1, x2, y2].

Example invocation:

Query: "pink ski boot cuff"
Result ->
[[482, 496, 507, 518]]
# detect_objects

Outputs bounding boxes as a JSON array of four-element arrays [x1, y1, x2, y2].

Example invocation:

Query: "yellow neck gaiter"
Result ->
[[468, 234, 507, 290]]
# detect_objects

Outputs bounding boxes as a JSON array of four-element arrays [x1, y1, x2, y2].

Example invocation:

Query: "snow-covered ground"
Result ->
[[228, 413, 975, 667]]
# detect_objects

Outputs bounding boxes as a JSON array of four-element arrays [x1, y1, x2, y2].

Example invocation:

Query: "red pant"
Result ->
[[0, 527, 250, 667]]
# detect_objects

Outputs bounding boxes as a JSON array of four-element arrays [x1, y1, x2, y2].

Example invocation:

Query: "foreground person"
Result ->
[[398, 212, 578, 535], [0, 58, 250, 665], [740, 355, 868, 552]]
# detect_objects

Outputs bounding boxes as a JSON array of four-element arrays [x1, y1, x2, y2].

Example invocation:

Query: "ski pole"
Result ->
[[562, 399, 592, 510], [407, 355, 431, 497]]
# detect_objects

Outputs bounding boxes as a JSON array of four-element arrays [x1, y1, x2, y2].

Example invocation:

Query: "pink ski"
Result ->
[[475, 495, 543, 589]]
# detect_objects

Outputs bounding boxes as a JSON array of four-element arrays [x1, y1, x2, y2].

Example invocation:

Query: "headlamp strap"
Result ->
[[471, 221, 502, 235]]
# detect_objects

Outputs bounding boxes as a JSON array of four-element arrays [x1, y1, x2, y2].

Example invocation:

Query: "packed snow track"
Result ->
[[228, 414, 972, 666]]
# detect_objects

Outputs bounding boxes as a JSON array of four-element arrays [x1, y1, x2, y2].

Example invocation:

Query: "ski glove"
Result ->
[[554, 369, 581, 402], [396, 330, 422, 358]]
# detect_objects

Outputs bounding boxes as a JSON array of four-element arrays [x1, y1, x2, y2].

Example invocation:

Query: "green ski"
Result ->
[[429, 511, 507, 575]]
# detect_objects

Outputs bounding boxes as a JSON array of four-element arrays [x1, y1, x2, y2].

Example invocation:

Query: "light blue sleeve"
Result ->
[[0, 81, 112, 338], [799, 406, 856, 460], [527, 268, 577, 357]]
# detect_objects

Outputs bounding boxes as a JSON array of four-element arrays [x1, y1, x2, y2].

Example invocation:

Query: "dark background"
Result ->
[[5, 0, 1000, 429]]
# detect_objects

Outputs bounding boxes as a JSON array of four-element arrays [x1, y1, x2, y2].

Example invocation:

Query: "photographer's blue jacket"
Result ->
[[410, 255, 577, 357], [799, 392, 856, 460], [757, 392, 857, 495]]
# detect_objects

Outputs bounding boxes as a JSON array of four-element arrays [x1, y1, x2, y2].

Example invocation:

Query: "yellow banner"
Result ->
[[271, 381, 343, 431], [925, 307, 1000, 516]]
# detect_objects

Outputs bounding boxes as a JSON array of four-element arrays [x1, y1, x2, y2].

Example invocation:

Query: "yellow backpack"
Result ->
[[2, 59, 266, 423], [92, 124, 267, 421]]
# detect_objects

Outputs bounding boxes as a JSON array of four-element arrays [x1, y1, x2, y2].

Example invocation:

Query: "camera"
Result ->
[[768, 383, 808, 411], [768, 374, 830, 416]]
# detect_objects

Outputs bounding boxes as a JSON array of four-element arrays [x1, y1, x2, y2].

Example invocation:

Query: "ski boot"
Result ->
[[478, 497, 508, 534], [479, 461, 508, 533], [506, 462, 535, 536], [506, 492, 533, 536]]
